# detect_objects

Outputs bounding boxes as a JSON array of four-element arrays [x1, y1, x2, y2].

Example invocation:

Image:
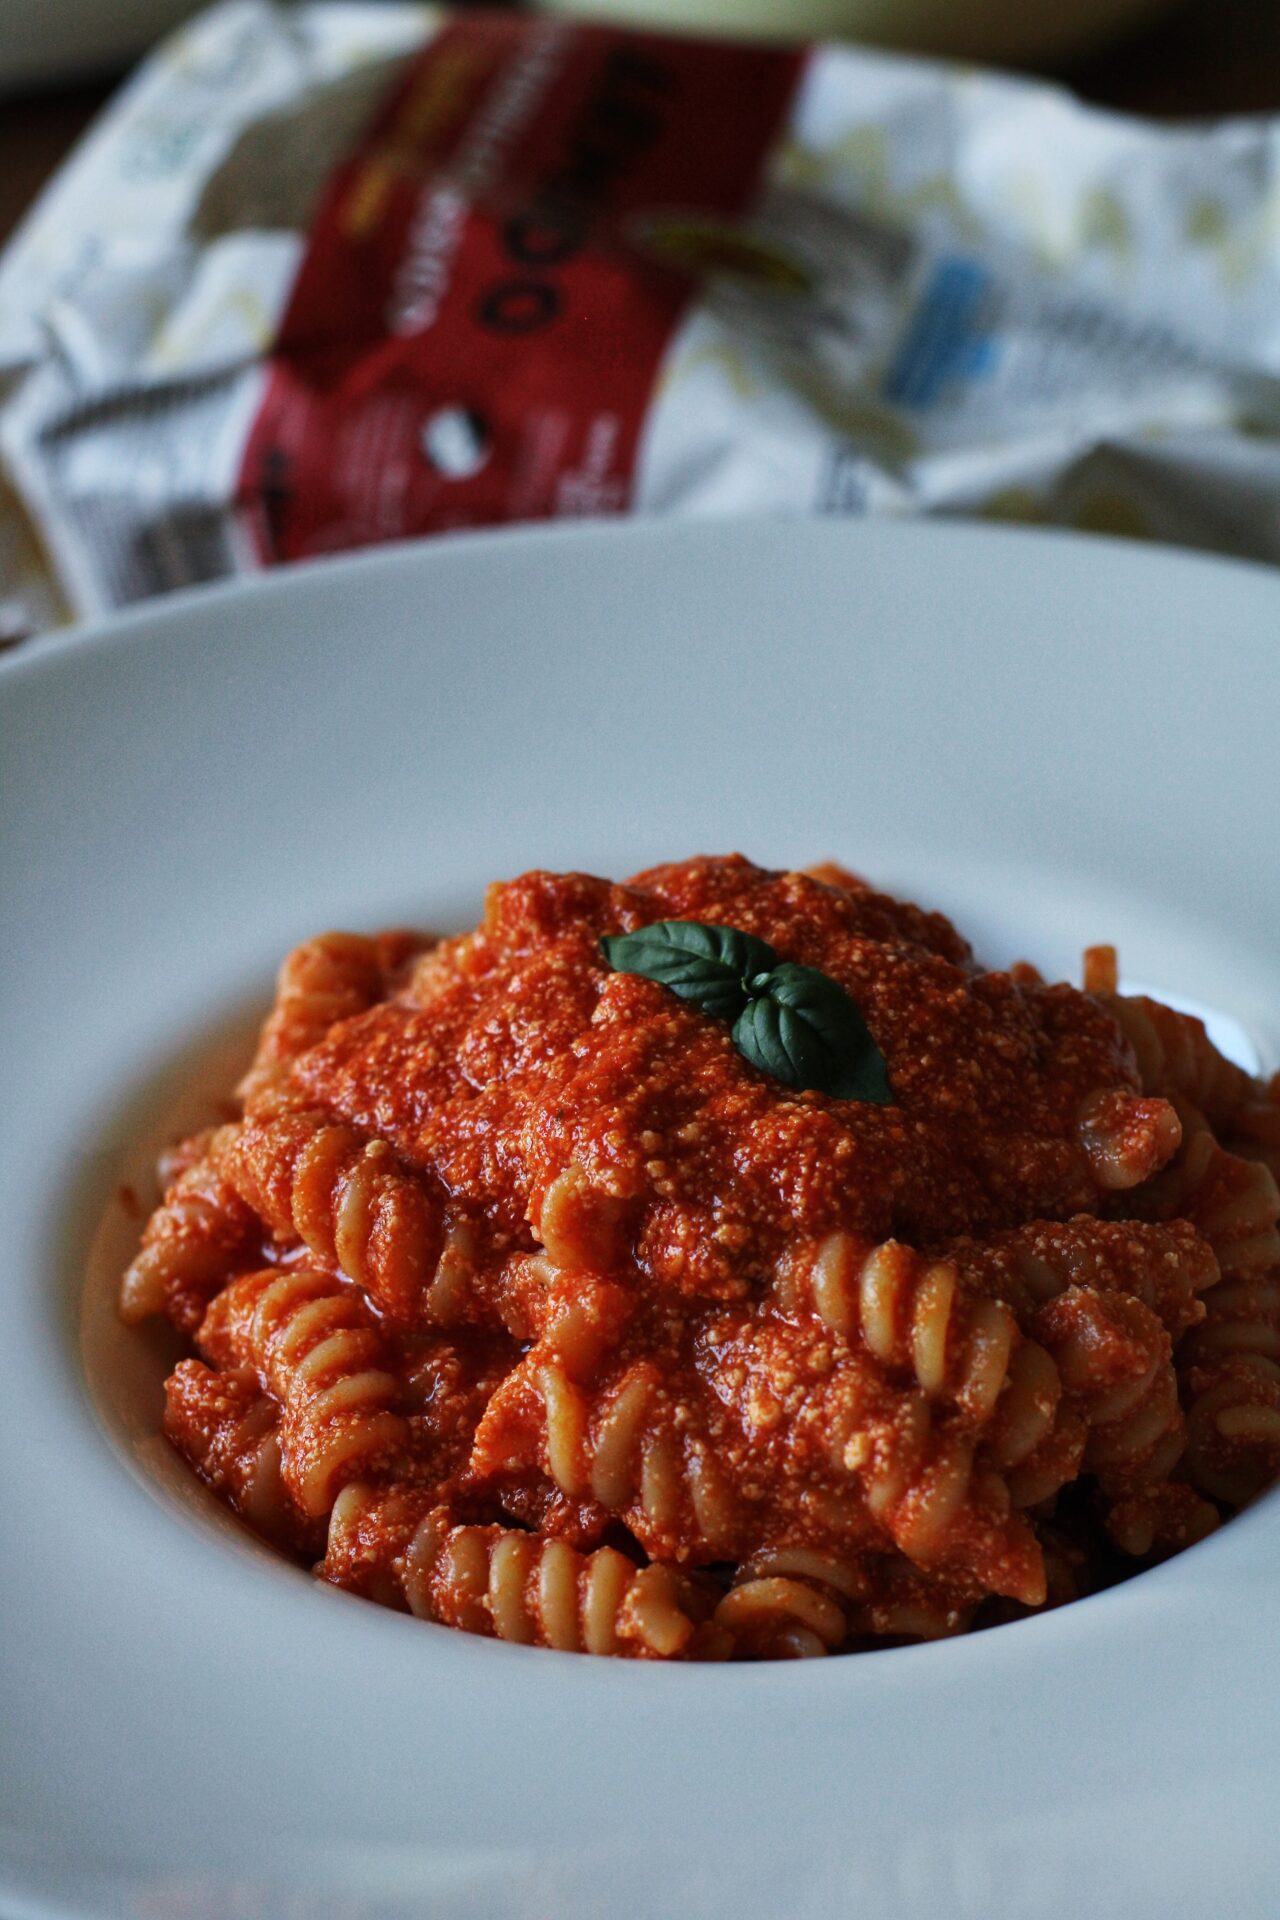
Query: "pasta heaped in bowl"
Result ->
[[121, 856, 1280, 1658]]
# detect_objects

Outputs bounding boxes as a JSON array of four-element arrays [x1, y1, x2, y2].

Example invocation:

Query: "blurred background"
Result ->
[[4, 0, 1279, 641], [2, 0, 1278, 250]]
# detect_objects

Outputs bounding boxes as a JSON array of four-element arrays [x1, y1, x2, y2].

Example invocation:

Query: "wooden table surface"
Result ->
[[1, 0, 1278, 247]]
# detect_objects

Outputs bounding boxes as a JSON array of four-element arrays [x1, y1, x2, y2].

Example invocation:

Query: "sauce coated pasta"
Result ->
[[124, 856, 1280, 1657]]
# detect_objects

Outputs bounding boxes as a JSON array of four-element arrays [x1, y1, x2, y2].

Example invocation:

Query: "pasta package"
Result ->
[[3, 0, 1280, 640], [123, 855, 1280, 1660]]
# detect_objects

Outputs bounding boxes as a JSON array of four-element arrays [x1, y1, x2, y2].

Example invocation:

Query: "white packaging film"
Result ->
[[1, 0, 1279, 641]]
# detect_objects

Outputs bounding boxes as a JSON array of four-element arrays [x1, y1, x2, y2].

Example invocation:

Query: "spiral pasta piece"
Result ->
[[1184, 1354, 1280, 1506], [1226, 1074, 1280, 1182], [237, 930, 419, 1110], [533, 1162, 633, 1273], [323, 1485, 699, 1657], [119, 1126, 258, 1332], [162, 1358, 322, 1555], [198, 1267, 407, 1517], [778, 1232, 1023, 1423], [712, 1547, 983, 1654], [1179, 1266, 1280, 1506], [1104, 1481, 1220, 1561], [845, 1402, 1043, 1600], [1179, 1269, 1280, 1372], [694, 1310, 1049, 1603], [1087, 972, 1256, 1132], [1076, 1089, 1183, 1192], [715, 1550, 848, 1654], [956, 1216, 1216, 1342], [851, 1557, 983, 1642], [1131, 1113, 1280, 1280], [226, 1111, 446, 1323], [470, 1352, 740, 1560], [493, 1256, 632, 1369], [713, 1573, 849, 1659], [984, 1341, 1086, 1510], [776, 1230, 1085, 1512], [1034, 1287, 1185, 1493]]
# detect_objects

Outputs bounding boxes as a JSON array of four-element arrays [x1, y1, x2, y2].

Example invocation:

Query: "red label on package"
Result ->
[[237, 14, 804, 560]]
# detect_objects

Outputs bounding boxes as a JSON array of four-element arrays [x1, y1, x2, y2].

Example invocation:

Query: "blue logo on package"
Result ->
[[885, 257, 999, 409]]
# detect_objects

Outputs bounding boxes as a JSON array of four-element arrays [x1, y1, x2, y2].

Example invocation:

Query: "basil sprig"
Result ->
[[600, 920, 893, 1103]]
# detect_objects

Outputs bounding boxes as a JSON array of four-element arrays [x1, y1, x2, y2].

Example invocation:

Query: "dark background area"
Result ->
[[2, 0, 1278, 247]]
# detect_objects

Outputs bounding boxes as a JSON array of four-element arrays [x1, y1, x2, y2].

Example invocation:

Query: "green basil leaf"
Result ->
[[733, 962, 894, 1104], [600, 920, 779, 1021], [601, 921, 893, 1103]]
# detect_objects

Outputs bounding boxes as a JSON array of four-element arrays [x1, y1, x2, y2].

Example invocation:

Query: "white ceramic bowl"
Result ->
[[2, 519, 1279, 1920]]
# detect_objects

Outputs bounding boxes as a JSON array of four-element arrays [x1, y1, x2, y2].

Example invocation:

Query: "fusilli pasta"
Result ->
[[225, 1112, 448, 1325], [323, 1484, 702, 1656], [118, 856, 1280, 1657], [163, 1358, 323, 1555], [119, 1126, 257, 1332], [197, 1266, 407, 1516], [238, 930, 422, 1110]]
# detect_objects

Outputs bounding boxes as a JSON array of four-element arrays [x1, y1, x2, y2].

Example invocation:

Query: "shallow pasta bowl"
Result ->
[[2, 517, 1279, 1920]]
